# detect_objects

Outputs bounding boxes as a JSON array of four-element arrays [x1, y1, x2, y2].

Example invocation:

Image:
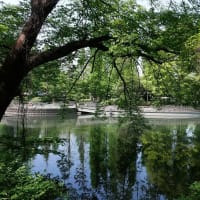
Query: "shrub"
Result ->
[[0, 162, 65, 200]]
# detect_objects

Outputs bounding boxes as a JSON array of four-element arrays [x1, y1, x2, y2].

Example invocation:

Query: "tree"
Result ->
[[141, 123, 200, 199], [0, 0, 111, 120], [1, 0, 200, 121]]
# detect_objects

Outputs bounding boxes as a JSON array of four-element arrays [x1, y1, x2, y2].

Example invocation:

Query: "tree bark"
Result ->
[[0, 0, 110, 121]]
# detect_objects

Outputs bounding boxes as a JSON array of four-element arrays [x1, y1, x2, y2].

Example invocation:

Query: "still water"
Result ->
[[0, 115, 200, 200]]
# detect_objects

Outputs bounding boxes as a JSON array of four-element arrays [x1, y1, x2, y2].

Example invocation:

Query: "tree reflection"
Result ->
[[141, 123, 200, 199], [189, 124, 200, 181], [116, 125, 138, 200], [89, 123, 139, 199], [2, 117, 200, 199], [90, 125, 107, 189], [0, 118, 68, 171], [74, 131, 91, 199], [0, 124, 40, 164], [57, 131, 73, 181]]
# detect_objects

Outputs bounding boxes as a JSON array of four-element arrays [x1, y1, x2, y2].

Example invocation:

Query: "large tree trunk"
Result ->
[[0, 65, 26, 120], [0, 0, 59, 121], [0, 34, 30, 119], [0, 0, 110, 121]]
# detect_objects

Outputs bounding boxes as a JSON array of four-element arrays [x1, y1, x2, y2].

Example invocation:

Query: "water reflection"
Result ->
[[141, 120, 200, 199], [89, 124, 138, 200], [0, 116, 200, 199]]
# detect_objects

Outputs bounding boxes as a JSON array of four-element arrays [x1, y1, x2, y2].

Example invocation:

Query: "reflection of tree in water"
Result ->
[[116, 125, 138, 200], [57, 131, 73, 180], [90, 125, 107, 187], [4, 118, 200, 199], [89, 123, 139, 200], [0, 119, 67, 173], [141, 123, 200, 199], [0, 124, 40, 164], [74, 133, 90, 198], [89, 125, 108, 199], [189, 124, 200, 181], [58, 128, 98, 200]]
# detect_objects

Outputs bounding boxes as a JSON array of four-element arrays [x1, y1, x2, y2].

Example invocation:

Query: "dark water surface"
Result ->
[[1, 116, 200, 200]]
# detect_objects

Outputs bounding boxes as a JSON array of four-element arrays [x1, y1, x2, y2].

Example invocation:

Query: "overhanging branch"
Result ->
[[27, 35, 111, 70]]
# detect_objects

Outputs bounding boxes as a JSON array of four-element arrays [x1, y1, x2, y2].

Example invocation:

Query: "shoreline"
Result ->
[[4, 103, 200, 119]]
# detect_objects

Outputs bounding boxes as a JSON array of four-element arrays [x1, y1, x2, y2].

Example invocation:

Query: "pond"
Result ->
[[0, 115, 200, 200]]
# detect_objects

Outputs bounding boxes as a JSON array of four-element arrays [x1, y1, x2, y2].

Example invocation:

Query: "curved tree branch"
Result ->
[[27, 35, 111, 70]]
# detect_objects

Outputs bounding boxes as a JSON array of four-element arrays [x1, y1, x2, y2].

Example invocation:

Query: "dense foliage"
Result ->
[[0, 163, 65, 200], [1, 0, 200, 108], [1, 0, 200, 199], [141, 122, 200, 199], [0, 123, 69, 199]]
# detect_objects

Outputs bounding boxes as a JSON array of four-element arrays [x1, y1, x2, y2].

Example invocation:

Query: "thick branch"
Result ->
[[15, 0, 59, 51], [27, 35, 111, 70], [29, 0, 59, 46], [4, 0, 59, 71], [0, 1, 60, 120]]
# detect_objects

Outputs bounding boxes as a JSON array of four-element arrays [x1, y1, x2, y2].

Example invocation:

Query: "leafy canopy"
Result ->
[[0, 0, 200, 106]]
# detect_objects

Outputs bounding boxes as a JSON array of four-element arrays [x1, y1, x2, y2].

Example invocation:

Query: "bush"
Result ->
[[0, 162, 65, 200], [178, 182, 200, 200]]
